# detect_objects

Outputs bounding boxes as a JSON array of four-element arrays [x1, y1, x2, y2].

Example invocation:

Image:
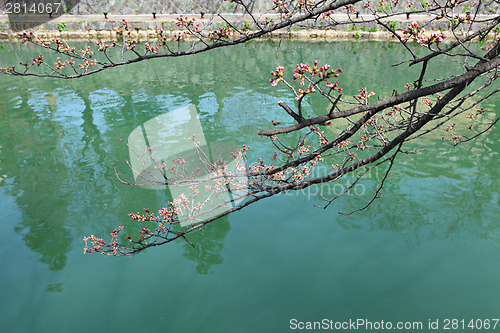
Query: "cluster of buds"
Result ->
[[310, 154, 324, 166], [289, 165, 308, 182], [421, 96, 433, 107], [376, 0, 388, 9], [383, 106, 399, 118], [139, 226, 153, 240], [53, 37, 75, 53], [124, 38, 138, 50], [359, 132, 371, 142], [83, 202, 181, 255], [441, 105, 490, 142], [155, 28, 169, 45], [272, 0, 289, 13], [293, 61, 342, 85], [54, 56, 74, 69], [189, 184, 200, 198], [128, 209, 160, 222], [347, 152, 357, 161], [173, 193, 189, 210], [317, 63, 343, 79], [32, 54, 44, 66], [155, 28, 165, 36], [116, 19, 133, 36], [79, 45, 94, 58], [363, 117, 378, 127], [172, 156, 189, 165], [343, 4, 357, 14], [207, 26, 233, 40], [417, 32, 446, 47], [110, 226, 125, 239], [171, 31, 187, 42], [320, 10, 335, 21], [96, 40, 115, 52], [248, 158, 278, 176], [78, 59, 97, 70], [442, 123, 456, 132], [297, 0, 316, 10], [175, 14, 196, 27], [326, 80, 342, 94], [34, 35, 51, 47], [446, 0, 461, 7], [468, 107, 486, 130], [260, 17, 275, 26], [83, 234, 106, 254], [155, 162, 167, 169], [297, 85, 316, 100], [357, 87, 375, 103], [293, 62, 312, 85], [20, 31, 34, 43], [337, 140, 351, 149], [175, 15, 201, 33], [309, 125, 329, 145], [480, 34, 500, 51], [0, 66, 15, 73], [270, 61, 343, 100], [402, 21, 425, 42], [158, 206, 177, 220], [455, 13, 472, 25], [435, 8, 445, 19], [144, 42, 160, 54], [405, 81, 417, 89], [476, 107, 487, 115], [269, 65, 284, 86]]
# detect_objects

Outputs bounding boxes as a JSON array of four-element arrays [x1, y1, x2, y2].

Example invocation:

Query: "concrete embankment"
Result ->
[[0, 12, 498, 41]]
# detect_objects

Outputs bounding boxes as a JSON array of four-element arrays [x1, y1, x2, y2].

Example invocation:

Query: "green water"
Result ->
[[0, 40, 499, 333]]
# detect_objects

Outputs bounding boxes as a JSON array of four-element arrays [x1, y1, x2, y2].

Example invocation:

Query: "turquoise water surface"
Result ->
[[0, 40, 499, 332]]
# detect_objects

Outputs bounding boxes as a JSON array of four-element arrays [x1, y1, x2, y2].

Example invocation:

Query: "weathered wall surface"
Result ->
[[0, 1, 498, 39], [1, 0, 498, 15], [1, 0, 272, 15]]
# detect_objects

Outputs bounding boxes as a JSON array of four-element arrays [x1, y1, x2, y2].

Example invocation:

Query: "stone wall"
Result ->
[[0, 0, 498, 38], [1, 0, 498, 15], [61, 0, 272, 15], [0, 0, 272, 15]]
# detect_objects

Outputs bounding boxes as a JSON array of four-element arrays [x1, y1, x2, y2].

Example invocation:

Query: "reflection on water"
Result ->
[[0, 40, 498, 268], [3, 90, 75, 272], [181, 216, 230, 274], [0, 40, 499, 333], [46, 282, 64, 293]]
